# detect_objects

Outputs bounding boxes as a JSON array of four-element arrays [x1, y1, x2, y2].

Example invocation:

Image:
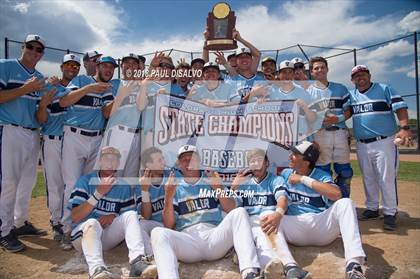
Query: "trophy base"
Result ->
[[204, 39, 238, 50]]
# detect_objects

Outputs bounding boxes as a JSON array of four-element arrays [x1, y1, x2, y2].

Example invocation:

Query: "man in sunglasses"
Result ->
[[0, 34, 49, 253], [291, 57, 310, 90], [36, 53, 81, 243], [59, 56, 120, 250], [83, 51, 102, 76]]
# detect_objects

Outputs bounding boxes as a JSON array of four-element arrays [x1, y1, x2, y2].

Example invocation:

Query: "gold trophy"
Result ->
[[204, 2, 237, 50]]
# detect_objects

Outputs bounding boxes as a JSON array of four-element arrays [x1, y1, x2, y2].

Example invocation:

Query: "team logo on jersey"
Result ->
[[35, 35, 40, 41]]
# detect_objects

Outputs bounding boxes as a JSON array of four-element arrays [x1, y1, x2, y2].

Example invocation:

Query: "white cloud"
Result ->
[[13, 2, 30, 14], [398, 11, 420, 33]]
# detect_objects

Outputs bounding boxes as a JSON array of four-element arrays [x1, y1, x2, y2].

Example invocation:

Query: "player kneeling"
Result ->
[[151, 145, 261, 279], [231, 149, 310, 279], [68, 146, 156, 279], [276, 142, 366, 279]]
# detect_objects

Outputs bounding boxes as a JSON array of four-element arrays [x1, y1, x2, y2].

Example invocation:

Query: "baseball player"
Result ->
[[344, 65, 413, 230], [151, 145, 261, 279], [0, 34, 49, 253], [137, 147, 170, 256], [231, 148, 310, 279], [276, 141, 366, 279], [261, 56, 277, 81], [307, 56, 353, 198], [68, 146, 156, 279], [104, 53, 146, 178], [291, 57, 310, 90], [189, 62, 241, 106], [83, 50, 102, 76], [36, 53, 81, 241], [59, 56, 120, 250]]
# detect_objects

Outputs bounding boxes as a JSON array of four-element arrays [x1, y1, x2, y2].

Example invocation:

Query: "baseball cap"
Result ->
[[261, 56, 276, 65], [227, 53, 236, 61], [62, 54, 81, 65], [83, 50, 102, 61], [25, 34, 46, 48], [351, 65, 370, 77], [177, 145, 198, 158], [98, 56, 118, 67], [203, 62, 220, 72], [291, 57, 304, 67], [290, 141, 320, 164], [236, 47, 252, 57], [278, 60, 294, 71], [122, 53, 140, 63], [191, 58, 206, 66], [100, 146, 121, 158]]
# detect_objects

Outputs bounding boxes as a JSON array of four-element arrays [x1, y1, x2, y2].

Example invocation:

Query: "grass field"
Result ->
[[31, 160, 419, 198]]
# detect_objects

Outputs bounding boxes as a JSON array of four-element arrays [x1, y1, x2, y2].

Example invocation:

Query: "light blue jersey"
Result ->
[[343, 82, 407, 140], [0, 59, 44, 128], [107, 80, 142, 129], [230, 73, 266, 102], [173, 171, 223, 231], [68, 171, 141, 229], [65, 75, 119, 130], [190, 81, 241, 103], [307, 82, 349, 129], [145, 170, 172, 223], [275, 168, 337, 216], [142, 81, 173, 132], [41, 84, 69, 136], [236, 172, 284, 216]]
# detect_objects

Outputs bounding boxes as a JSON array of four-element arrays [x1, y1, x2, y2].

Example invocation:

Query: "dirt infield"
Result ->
[[0, 178, 419, 279]]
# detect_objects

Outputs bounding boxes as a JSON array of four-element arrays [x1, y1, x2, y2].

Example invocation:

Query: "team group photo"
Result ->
[[0, 1, 419, 279]]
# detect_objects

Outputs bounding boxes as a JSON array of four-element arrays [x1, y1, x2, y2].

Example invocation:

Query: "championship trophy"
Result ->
[[204, 2, 237, 50]]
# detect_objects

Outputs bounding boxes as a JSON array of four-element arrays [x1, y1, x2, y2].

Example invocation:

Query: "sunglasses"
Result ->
[[63, 62, 81, 70], [25, 43, 44, 54]]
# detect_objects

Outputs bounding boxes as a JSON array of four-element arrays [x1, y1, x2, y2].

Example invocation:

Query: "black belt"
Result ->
[[359, 136, 387, 144], [47, 135, 63, 140], [70, 127, 102, 137], [325, 126, 344, 131], [11, 123, 38, 131], [118, 125, 140, 134]]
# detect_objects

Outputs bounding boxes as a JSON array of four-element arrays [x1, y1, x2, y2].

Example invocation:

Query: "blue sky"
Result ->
[[0, 0, 419, 117]]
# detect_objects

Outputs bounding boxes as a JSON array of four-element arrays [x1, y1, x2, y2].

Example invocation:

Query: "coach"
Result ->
[[344, 65, 413, 231]]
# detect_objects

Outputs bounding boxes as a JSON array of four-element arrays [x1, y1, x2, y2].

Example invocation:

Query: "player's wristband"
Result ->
[[142, 191, 151, 202], [275, 207, 285, 216], [87, 196, 99, 206], [300, 176, 315, 189]]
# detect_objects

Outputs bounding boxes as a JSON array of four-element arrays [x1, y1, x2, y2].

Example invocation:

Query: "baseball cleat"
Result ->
[[383, 214, 397, 231], [51, 223, 64, 242], [346, 262, 366, 279], [126, 255, 158, 279], [13, 221, 48, 237], [90, 266, 114, 279], [243, 271, 261, 279], [358, 209, 379, 221], [284, 265, 311, 279], [61, 232, 73, 251], [0, 231, 26, 253]]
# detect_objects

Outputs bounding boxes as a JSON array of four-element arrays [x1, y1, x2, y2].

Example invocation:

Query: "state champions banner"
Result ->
[[153, 94, 299, 184]]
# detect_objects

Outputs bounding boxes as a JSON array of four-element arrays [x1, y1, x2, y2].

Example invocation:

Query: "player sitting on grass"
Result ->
[[231, 148, 310, 279], [68, 146, 156, 279], [151, 145, 261, 279], [274, 141, 367, 279]]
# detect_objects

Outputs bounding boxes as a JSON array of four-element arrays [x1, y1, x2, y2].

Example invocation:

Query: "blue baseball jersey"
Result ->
[[68, 171, 141, 229], [172, 171, 223, 231], [343, 82, 407, 140], [307, 82, 350, 129], [0, 59, 44, 128], [275, 168, 337, 216], [64, 75, 119, 130], [190, 81, 241, 103], [230, 73, 267, 102], [142, 81, 173, 132], [145, 170, 172, 223], [236, 172, 284, 216], [41, 84, 70, 136], [107, 80, 142, 129]]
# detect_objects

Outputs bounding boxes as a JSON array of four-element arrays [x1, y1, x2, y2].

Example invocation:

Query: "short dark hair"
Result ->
[[309, 56, 328, 71], [141, 147, 162, 167]]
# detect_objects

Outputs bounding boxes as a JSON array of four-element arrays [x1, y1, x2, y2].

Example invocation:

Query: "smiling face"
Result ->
[[236, 53, 252, 71], [203, 67, 220, 81], [351, 71, 371, 91], [21, 41, 44, 67], [122, 57, 139, 79], [262, 61, 276, 76], [288, 152, 310, 171], [310, 61, 328, 81], [97, 62, 116, 82], [177, 152, 201, 176], [61, 61, 80, 82]]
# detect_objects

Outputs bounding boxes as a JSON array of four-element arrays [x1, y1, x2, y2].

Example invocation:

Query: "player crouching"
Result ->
[[275, 141, 367, 279], [151, 145, 261, 279], [68, 146, 156, 279]]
